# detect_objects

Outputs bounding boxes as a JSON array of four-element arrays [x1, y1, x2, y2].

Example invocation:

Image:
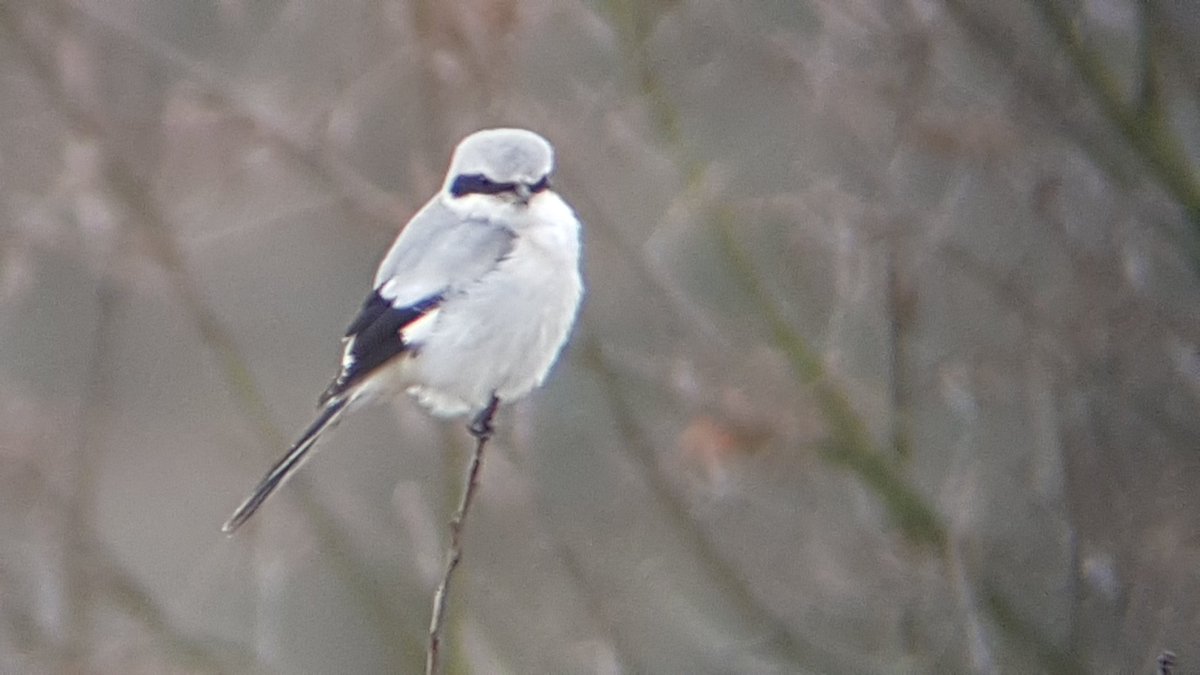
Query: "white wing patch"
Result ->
[[399, 306, 441, 347]]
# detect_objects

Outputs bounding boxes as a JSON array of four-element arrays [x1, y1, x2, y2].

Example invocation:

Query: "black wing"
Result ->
[[318, 290, 443, 405]]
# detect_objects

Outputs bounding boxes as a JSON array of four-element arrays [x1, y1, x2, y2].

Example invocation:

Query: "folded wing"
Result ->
[[319, 208, 516, 405]]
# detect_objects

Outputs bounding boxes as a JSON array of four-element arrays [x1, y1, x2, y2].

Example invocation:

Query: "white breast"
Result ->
[[405, 192, 583, 417]]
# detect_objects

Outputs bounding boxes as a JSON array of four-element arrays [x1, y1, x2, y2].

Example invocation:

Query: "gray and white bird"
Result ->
[[223, 128, 583, 533]]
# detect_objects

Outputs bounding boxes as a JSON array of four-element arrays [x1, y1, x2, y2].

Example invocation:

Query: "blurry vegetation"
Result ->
[[0, 0, 1196, 673]]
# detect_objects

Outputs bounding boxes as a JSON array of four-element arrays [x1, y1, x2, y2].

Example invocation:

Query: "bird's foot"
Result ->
[[469, 395, 500, 441]]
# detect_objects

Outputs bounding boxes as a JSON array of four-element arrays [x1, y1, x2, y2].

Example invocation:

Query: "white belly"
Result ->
[[405, 208, 582, 417]]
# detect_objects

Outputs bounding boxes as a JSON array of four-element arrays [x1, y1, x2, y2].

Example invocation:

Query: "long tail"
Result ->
[[222, 397, 350, 534]]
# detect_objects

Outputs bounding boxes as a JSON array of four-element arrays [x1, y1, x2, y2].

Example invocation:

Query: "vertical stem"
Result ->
[[426, 396, 499, 675], [886, 242, 913, 460]]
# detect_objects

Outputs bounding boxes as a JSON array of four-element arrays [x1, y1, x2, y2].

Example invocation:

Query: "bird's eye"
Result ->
[[529, 175, 551, 193], [450, 173, 517, 198]]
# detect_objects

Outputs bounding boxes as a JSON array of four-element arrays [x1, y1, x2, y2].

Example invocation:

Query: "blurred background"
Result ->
[[0, 0, 1198, 673]]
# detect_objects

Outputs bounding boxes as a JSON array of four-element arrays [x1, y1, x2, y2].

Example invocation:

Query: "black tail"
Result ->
[[222, 397, 349, 534]]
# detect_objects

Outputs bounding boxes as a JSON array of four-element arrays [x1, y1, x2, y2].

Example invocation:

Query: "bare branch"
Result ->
[[426, 396, 499, 675]]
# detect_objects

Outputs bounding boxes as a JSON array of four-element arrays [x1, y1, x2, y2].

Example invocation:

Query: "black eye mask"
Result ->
[[450, 173, 552, 198]]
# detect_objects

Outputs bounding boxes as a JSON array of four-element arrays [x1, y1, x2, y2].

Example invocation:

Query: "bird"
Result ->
[[222, 128, 584, 533]]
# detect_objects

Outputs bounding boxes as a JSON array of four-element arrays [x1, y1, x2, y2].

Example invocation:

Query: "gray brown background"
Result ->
[[0, 0, 1197, 673]]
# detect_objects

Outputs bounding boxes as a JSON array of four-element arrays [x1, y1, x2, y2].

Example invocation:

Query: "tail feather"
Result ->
[[222, 397, 349, 534]]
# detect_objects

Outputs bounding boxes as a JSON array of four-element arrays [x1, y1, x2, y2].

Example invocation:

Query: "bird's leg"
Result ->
[[469, 394, 500, 440]]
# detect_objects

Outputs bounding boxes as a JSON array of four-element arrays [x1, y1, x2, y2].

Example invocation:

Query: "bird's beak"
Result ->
[[515, 183, 532, 204]]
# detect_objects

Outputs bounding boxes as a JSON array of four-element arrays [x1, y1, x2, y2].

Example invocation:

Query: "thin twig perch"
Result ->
[[426, 395, 500, 675]]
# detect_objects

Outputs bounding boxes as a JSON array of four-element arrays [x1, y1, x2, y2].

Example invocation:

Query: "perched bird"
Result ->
[[223, 128, 584, 533]]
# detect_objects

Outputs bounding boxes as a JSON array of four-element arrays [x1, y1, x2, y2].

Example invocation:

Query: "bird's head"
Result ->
[[442, 128, 555, 208]]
